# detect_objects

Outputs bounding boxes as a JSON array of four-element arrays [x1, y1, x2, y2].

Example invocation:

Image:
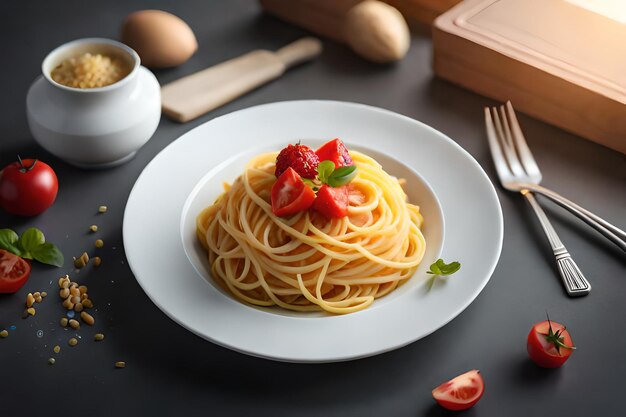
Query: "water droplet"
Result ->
[[67, 311, 75, 319], [36, 330, 44, 338], [9, 325, 16, 330]]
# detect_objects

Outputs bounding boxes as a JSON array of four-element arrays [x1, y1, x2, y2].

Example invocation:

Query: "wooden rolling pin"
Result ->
[[161, 37, 322, 123], [260, 0, 410, 63]]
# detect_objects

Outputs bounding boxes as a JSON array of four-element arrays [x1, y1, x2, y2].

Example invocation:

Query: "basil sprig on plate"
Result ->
[[0, 227, 64, 267], [314, 160, 358, 188], [427, 259, 461, 276]]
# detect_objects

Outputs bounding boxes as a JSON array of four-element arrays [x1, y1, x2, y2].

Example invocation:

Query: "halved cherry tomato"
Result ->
[[0, 249, 31, 293], [527, 319, 575, 368], [271, 167, 315, 217], [432, 370, 484, 411], [312, 185, 348, 218], [315, 138, 353, 168], [0, 158, 58, 216]]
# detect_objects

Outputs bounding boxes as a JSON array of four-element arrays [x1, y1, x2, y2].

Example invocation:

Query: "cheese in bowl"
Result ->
[[50, 52, 131, 89]]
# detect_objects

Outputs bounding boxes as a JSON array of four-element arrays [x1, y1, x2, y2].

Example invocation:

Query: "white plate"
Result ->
[[123, 100, 503, 363]]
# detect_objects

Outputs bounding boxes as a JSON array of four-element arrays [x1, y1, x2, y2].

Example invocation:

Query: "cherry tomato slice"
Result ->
[[315, 138, 353, 168], [432, 370, 485, 411], [0, 249, 31, 293], [312, 185, 349, 218], [271, 167, 315, 217], [527, 320, 574, 368]]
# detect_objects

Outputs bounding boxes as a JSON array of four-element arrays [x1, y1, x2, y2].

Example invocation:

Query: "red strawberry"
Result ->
[[315, 138, 353, 168], [312, 185, 349, 218], [275, 144, 320, 179]]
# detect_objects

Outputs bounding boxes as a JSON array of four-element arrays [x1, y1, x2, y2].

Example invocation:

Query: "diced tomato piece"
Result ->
[[271, 167, 316, 217], [315, 138, 353, 168], [312, 185, 349, 218]]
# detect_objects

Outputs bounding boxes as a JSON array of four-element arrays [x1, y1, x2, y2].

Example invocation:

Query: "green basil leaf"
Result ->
[[19, 227, 45, 252], [31, 243, 64, 267], [0, 229, 22, 256], [426, 259, 461, 276], [328, 165, 357, 187], [316, 161, 335, 184]]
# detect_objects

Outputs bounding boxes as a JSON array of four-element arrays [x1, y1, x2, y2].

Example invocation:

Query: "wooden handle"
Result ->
[[260, 0, 360, 42], [260, 0, 410, 63], [275, 37, 323, 68], [161, 37, 323, 123]]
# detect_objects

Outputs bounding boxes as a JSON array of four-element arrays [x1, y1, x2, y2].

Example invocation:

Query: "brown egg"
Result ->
[[345, 1, 410, 64], [121, 10, 197, 68]]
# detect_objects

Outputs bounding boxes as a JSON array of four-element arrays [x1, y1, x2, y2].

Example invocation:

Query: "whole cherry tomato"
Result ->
[[0, 157, 58, 216], [527, 319, 575, 368]]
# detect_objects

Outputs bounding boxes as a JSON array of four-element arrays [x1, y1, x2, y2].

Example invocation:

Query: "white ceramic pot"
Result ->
[[27, 38, 161, 168]]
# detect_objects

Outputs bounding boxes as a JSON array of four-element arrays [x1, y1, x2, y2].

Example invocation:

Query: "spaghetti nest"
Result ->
[[196, 151, 426, 314]]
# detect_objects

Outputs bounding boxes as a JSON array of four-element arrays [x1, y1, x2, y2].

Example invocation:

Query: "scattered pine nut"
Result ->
[[115, 361, 125, 368], [68, 338, 78, 347], [53, 345, 61, 353], [94, 333, 105, 341], [41, 292, 47, 297], [79, 285, 88, 294], [74, 252, 89, 268], [33, 291, 41, 298], [98, 205, 107, 213], [34, 294, 43, 303], [93, 257, 102, 267], [27, 307, 36, 316], [59, 275, 70, 288], [90, 225, 98, 232], [0, 330, 8, 338], [82, 299, 93, 308], [95, 239, 104, 248], [63, 297, 74, 310], [70, 295, 81, 305], [48, 358, 56, 365], [70, 287, 79, 297], [74, 302, 84, 312], [26, 293, 35, 308], [69, 319, 80, 330], [59, 288, 70, 299], [80, 311, 95, 326], [60, 318, 68, 327]]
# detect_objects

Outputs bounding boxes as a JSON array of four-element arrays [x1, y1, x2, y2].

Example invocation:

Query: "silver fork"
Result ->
[[485, 102, 598, 296], [485, 102, 626, 252]]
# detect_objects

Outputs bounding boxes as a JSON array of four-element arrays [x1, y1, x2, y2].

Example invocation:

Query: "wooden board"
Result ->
[[433, 0, 626, 154]]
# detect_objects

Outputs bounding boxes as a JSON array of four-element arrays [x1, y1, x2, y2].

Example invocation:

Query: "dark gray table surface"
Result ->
[[1, 1, 625, 416]]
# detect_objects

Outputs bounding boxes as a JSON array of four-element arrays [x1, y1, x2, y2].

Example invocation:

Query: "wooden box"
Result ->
[[433, 0, 626, 154]]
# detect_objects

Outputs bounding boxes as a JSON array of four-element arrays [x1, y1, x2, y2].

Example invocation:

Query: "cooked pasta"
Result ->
[[196, 150, 426, 314]]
